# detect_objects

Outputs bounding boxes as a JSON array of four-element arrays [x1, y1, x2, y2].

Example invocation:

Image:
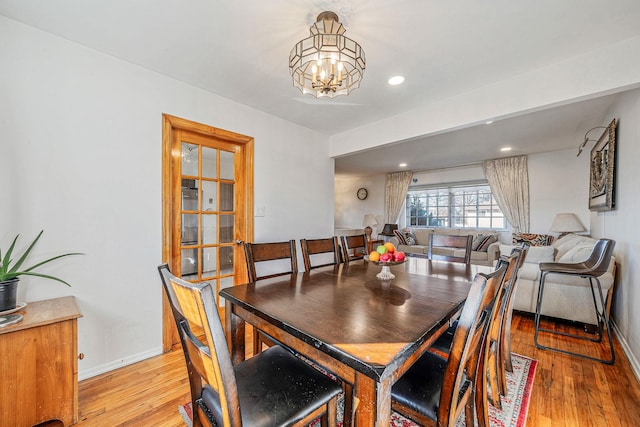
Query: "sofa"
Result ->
[[500, 233, 616, 326], [389, 228, 501, 266]]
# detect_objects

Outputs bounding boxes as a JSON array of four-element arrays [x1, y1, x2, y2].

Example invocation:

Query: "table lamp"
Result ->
[[550, 213, 585, 238], [362, 214, 378, 241]]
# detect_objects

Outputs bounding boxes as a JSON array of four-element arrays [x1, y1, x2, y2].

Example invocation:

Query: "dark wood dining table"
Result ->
[[220, 257, 487, 426]]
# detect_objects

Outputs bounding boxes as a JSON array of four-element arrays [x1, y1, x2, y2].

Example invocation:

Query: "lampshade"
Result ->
[[550, 213, 586, 233], [289, 11, 366, 98], [362, 214, 378, 227]]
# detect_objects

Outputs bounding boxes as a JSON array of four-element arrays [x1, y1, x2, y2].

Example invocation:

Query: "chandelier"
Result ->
[[289, 11, 366, 98]]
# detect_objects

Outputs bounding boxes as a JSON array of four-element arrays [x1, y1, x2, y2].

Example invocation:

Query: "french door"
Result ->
[[162, 114, 253, 350]]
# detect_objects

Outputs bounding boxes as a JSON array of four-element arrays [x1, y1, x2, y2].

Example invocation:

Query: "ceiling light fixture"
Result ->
[[500, 147, 512, 152], [388, 76, 405, 85], [289, 11, 366, 98], [399, 163, 407, 167], [577, 126, 607, 157]]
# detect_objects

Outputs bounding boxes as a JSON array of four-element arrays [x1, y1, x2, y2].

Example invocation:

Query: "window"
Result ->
[[406, 182, 506, 229]]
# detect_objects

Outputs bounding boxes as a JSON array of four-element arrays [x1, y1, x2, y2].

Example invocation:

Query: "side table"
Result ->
[[0, 296, 82, 427]]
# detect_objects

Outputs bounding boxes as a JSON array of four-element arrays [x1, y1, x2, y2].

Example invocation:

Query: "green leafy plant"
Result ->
[[0, 230, 83, 286]]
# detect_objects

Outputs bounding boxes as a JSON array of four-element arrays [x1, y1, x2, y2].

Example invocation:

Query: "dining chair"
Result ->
[[475, 251, 522, 425], [244, 240, 298, 355], [534, 238, 616, 364], [158, 264, 341, 427], [300, 236, 341, 271], [427, 247, 526, 423], [390, 264, 508, 427], [244, 240, 298, 282], [339, 234, 368, 264], [427, 234, 473, 265], [498, 244, 529, 381]]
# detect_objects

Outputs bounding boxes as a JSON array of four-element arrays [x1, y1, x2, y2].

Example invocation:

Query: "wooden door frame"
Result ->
[[161, 113, 254, 351]]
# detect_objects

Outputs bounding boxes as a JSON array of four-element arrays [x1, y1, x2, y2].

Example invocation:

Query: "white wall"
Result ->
[[528, 149, 591, 234], [0, 16, 334, 379], [591, 88, 640, 373], [334, 174, 386, 236]]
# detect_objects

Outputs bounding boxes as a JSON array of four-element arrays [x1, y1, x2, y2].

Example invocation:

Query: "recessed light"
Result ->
[[485, 120, 494, 125], [500, 147, 512, 152], [388, 76, 405, 85], [399, 163, 407, 167]]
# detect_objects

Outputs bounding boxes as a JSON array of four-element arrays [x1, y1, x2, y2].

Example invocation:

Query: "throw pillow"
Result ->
[[558, 243, 595, 263], [393, 229, 407, 245], [512, 232, 554, 247], [476, 234, 497, 252], [471, 234, 487, 251], [405, 232, 417, 246]]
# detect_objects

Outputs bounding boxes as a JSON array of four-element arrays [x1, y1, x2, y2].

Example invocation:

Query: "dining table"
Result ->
[[220, 256, 489, 426]]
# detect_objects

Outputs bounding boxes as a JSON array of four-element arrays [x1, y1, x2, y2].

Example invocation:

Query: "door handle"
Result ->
[[236, 240, 244, 245]]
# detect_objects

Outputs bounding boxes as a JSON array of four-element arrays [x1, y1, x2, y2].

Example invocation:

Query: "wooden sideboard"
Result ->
[[0, 296, 82, 427]]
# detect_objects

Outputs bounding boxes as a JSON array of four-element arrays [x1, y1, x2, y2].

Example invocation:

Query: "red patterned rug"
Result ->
[[179, 353, 537, 427]]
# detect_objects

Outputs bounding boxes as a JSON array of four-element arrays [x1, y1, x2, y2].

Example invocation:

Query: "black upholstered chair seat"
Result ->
[[203, 345, 341, 427], [391, 351, 469, 422]]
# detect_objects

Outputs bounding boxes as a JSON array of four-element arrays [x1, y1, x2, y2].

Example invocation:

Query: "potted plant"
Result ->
[[0, 230, 82, 312]]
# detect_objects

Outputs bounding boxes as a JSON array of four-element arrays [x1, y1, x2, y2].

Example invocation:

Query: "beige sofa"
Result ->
[[500, 233, 616, 326], [389, 228, 501, 266]]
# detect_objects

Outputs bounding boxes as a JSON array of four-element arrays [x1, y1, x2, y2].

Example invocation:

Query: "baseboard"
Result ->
[[612, 320, 640, 383], [78, 346, 163, 381]]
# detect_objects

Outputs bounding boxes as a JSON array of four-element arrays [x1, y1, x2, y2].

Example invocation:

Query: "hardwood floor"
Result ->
[[70, 314, 640, 426]]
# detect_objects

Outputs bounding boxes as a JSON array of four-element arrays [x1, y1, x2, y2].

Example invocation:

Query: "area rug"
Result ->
[[179, 353, 537, 427]]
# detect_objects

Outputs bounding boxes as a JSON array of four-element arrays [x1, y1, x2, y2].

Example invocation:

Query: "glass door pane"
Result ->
[[179, 135, 238, 307]]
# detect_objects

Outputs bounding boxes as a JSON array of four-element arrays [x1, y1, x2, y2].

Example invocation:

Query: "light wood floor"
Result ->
[[68, 314, 640, 426]]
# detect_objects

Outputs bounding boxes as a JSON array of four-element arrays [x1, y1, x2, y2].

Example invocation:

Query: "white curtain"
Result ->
[[482, 155, 530, 233], [384, 171, 413, 224]]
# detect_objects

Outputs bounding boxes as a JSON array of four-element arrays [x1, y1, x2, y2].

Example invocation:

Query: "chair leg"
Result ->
[[253, 327, 262, 355], [501, 309, 515, 373], [329, 395, 338, 427], [535, 274, 615, 364], [487, 342, 502, 409], [465, 389, 475, 427], [496, 337, 507, 397], [474, 341, 489, 427], [341, 382, 353, 427]]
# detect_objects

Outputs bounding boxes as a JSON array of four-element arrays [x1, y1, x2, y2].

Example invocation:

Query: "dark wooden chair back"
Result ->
[[475, 252, 521, 423], [300, 237, 341, 271], [340, 234, 367, 264], [158, 263, 237, 427], [438, 264, 506, 425], [495, 244, 529, 396], [428, 233, 473, 265], [244, 240, 298, 282]]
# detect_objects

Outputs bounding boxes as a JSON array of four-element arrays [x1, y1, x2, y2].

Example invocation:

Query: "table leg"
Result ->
[[224, 300, 245, 365], [353, 372, 392, 426]]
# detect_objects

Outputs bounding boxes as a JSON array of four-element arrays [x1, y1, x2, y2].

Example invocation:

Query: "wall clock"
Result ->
[[357, 187, 368, 200]]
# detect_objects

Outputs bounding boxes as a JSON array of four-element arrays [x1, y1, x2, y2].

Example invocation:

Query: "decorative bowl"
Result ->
[[365, 257, 406, 280]]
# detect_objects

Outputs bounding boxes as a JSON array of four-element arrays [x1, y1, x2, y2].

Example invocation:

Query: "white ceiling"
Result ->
[[2, 0, 639, 175]]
